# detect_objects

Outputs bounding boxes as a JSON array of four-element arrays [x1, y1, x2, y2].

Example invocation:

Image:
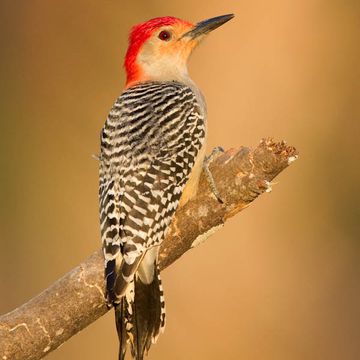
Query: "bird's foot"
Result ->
[[203, 147, 224, 204]]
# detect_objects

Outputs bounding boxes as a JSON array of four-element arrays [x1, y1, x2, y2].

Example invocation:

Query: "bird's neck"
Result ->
[[125, 58, 207, 122], [126, 55, 192, 88]]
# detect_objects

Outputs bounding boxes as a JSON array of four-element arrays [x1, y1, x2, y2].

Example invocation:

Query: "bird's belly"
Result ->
[[178, 143, 206, 208]]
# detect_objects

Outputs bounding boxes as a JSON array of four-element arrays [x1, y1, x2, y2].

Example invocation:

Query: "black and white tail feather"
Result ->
[[99, 81, 205, 359], [117, 256, 165, 360]]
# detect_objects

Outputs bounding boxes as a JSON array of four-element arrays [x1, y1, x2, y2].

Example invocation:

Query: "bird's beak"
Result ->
[[183, 14, 234, 39]]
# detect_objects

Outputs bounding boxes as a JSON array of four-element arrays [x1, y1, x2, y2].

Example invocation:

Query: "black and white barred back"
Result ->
[[99, 81, 206, 359]]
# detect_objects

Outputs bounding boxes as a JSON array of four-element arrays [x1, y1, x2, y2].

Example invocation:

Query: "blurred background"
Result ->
[[0, 1, 359, 359]]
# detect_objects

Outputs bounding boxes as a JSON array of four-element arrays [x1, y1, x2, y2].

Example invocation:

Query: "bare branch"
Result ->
[[0, 139, 298, 360]]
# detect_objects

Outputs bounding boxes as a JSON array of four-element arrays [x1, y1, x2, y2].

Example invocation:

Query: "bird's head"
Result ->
[[124, 14, 234, 87]]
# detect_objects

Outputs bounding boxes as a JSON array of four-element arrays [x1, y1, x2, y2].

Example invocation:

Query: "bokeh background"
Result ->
[[1, 1, 359, 359]]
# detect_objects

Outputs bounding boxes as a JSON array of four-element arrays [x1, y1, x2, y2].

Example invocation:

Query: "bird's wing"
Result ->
[[99, 81, 206, 303]]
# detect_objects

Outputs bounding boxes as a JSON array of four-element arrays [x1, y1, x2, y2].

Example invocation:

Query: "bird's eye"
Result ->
[[158, 30, 171, 41]]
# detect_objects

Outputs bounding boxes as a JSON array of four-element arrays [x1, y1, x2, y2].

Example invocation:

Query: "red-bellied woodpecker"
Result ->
[[99, 14, 234, 360]]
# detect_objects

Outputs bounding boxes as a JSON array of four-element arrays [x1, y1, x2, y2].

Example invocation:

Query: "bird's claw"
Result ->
[[203, 146, 225, 204]]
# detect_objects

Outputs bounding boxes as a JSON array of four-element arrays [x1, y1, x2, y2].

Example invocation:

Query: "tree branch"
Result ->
[[0, 139, 298, 360]]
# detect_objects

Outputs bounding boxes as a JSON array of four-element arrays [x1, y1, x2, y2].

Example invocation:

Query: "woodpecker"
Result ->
[[99, 14, 234, 360]]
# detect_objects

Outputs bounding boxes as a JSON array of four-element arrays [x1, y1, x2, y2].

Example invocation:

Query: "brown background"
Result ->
[[0, 1, 359, 359]]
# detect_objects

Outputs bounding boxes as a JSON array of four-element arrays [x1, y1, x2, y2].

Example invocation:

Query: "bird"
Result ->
[[99, 14, 234, 360]]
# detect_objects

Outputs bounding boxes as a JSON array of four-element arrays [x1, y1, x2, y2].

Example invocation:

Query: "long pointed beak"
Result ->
[[184, 14, 234, 39]]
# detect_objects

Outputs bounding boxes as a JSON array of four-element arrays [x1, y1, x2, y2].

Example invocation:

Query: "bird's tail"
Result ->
[[115, 256, 165, 360]]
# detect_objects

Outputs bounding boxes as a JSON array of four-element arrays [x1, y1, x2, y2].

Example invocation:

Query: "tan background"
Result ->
[[1, 1, 359, 359]]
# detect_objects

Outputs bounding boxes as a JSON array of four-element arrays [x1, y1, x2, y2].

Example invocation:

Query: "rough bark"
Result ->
[[0, 139, 298, 360]]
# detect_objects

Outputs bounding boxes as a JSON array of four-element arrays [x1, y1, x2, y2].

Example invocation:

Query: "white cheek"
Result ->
[[137, 41, 188, 81], [138, 39, 157, 65]]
